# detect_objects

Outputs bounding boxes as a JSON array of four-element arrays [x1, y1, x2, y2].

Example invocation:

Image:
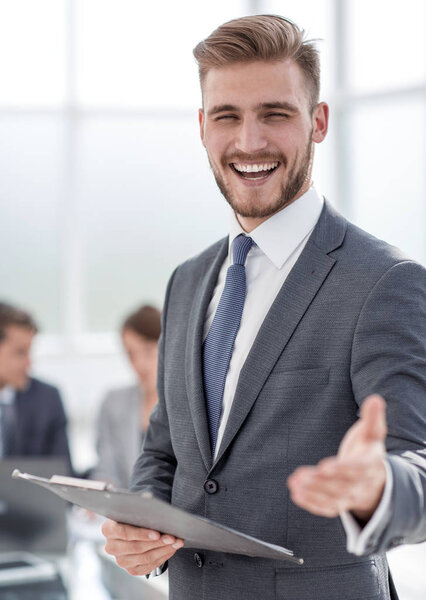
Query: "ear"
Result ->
[[311, 102, 329, 143], [199, 108, 205, 146]]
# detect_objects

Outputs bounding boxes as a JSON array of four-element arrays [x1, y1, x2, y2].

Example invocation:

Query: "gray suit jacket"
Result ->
[[93, 384, 144, 489], [131, 200, 426, 600]]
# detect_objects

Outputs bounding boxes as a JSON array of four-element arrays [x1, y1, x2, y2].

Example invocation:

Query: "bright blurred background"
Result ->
[[0, 1, 425, 596]]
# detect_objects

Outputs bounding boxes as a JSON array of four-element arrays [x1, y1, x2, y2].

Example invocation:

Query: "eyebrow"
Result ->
[[207, 101, 300, 117], [208, 104, 239, 116], [256, 101, 300, 113]]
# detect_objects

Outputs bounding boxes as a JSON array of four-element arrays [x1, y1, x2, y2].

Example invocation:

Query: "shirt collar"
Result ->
[[228, 186, 324, 269], [0, 386, 15, 405]]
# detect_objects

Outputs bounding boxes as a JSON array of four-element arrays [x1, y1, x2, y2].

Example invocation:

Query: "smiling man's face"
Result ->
[[199, 59, 328, 231]]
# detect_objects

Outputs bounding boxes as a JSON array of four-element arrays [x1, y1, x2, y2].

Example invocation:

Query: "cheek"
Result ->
[[6, 356, 22, 372], [204, 130, 231, 158]]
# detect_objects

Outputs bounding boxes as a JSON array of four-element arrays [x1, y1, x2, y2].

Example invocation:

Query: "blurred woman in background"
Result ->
[[91, 305, 161, 488]]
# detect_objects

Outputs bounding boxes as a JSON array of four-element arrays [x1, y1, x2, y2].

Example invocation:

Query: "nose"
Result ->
[[234, 116, 268, 154]]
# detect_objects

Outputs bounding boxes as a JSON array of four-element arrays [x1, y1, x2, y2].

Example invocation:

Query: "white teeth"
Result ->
[[233, 162, 278, 173]]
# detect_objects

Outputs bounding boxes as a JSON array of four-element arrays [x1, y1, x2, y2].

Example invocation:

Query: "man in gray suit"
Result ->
[[102, 15, 426, 599]]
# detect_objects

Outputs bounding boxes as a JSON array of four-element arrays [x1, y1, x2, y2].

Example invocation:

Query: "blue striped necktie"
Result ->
[[203, 234, 253, 454]]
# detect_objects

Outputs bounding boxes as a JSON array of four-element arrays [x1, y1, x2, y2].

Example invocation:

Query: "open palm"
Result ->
[[287, 395, 387, 521]]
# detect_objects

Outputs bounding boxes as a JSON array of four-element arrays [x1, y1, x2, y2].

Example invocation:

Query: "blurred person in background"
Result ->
[[91, 304, 161, 489], [0, 301, 72, 467]]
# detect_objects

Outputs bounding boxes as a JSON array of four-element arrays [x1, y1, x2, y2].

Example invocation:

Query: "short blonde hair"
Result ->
[[193, 14, 320, 112]]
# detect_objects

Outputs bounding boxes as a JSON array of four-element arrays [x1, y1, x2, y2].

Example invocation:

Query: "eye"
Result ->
[[215, 114, 238, 121], [265, 112, 290, 119]]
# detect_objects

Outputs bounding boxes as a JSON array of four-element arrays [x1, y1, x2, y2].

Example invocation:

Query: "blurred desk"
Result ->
[[97, 545, 168, 600], [1, 506, 425, 600], [57, 541, 168, 600], [60, 508, 169, 600], [0, 508, 168, 600]]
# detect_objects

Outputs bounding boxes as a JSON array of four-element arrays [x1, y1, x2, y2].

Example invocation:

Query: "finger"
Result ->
[[107, 536, 184, 556], [317, 457, 378, 480], [105, 537, 166, 556], [289, 456, 381, 495], [160, 534, 184, 545], [101, 519, 119, 538], [290, 488, 343, 517], [102, 520, 161, 542], [296, 473, 353, 499], [288, 464, 357, 490], [287, 466, 316, 488], [361, 395, 387, 442], [116, 542, 184, 574], [289, 464, 358, 500], [105, 530, 184, 556]]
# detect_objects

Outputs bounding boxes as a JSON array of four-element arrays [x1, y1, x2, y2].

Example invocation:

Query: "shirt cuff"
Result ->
[[145, 562, 167, 579], [340, 460, 393, 555]]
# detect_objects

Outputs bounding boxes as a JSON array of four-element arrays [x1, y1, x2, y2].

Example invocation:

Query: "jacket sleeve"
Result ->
[[350, 260, 426, 553], [129, 267, 178, 502]]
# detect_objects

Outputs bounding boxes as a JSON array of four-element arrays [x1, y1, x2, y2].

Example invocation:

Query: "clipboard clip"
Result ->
[[12, 469, 114, 492]]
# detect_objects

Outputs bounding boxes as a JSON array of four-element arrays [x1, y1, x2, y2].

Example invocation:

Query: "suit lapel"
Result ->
[[214, 200, 347, 466], [185, 238, 228, 470]]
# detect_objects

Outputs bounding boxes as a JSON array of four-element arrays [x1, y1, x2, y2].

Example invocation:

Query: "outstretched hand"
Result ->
[[287, 394, 387, 522]]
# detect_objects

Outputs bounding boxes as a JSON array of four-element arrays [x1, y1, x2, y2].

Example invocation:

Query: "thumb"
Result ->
[[360, 394, 387, 442]]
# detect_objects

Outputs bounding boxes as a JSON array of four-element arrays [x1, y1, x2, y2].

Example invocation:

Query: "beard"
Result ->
[[208, 135, 314, 219]]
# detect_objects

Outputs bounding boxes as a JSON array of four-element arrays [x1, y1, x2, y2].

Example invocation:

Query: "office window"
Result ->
[[74, 0, 247, 109], [1, 0, 425, 340], [347, 0, 426, 92], [78, 115, 228, 331], [0, 116, 65, 331], [350, 99, 426, 263], [0, 0, 67, 107]]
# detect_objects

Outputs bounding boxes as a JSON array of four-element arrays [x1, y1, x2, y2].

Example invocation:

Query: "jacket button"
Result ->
[[204, 479, 219, 494], [194, 552, 204, 568]]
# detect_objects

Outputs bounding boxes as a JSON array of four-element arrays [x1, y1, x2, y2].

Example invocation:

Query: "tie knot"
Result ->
[[232, 235, 253, 266]]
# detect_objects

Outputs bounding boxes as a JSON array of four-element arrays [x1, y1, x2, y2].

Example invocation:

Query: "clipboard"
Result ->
[[12, 470, 303, 565]]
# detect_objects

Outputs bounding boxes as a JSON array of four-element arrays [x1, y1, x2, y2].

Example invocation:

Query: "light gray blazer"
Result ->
[[93, 384, 143, 489], [131, 200, 426, 600]]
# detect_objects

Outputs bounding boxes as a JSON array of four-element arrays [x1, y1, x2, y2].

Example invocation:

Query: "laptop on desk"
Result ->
[[0, 457, 68, 553]]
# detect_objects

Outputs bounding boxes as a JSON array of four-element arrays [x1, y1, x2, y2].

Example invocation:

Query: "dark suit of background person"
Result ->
[[0, 301, 72, 469], [130, 197, 426, 600], [11, 376, 71, 462]]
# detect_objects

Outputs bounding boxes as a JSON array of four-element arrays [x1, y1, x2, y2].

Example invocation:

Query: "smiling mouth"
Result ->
[[230, 161, 280, 180]]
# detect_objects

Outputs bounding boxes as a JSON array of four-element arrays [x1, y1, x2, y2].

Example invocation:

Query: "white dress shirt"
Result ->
[[0, 386, 15, 459], [203, 185, 392, 555]]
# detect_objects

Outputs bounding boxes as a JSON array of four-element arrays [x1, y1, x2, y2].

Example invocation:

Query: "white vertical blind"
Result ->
[[347, 0, 426, 92], [0, 116, 65, 331], [0, 0, 67, 107], [350, 99, 426, 264], [74, 0, 247, 109]]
